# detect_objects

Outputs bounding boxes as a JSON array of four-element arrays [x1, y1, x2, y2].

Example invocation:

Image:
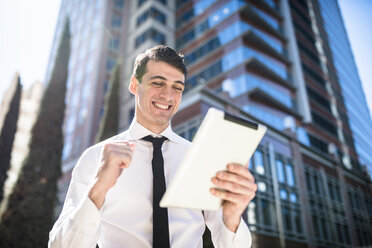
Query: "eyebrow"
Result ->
[[150, 75, 185, 85]]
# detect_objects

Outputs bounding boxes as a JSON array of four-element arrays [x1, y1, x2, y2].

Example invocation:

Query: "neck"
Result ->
[[136, 119, 169, 134]]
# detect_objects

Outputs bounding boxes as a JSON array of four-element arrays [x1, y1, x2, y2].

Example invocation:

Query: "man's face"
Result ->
[[129, 60, 185, 133]]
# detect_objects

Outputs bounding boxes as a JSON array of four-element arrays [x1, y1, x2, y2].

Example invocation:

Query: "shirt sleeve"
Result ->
[[204, 208, 252, 248], [48, 146, 102, 248]]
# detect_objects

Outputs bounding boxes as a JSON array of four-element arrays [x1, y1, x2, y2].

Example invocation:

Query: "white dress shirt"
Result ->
[[48, 119, 252, 248]]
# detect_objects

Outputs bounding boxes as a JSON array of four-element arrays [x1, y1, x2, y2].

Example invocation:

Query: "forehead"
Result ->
[[144, 60, 185, 82]]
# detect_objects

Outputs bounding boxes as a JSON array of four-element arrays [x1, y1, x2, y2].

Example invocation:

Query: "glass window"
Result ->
[[185, 21, 251, 65], [244, 105, 285, 131], [261, 199, 272, 226], [257, 181, 267, 192], [276, 159, 285, 183], [62, 137, 72, 161], [109, 36, 120, 51], [115, 0, 124, 9], [336, 223, 344, 243], [66, 114, 76, 134], [289, 192, 297, 203], [138, 0, 166, 7], [312, 216, 320, 237], [71, 90, 80, 108], [81, 81, 91, 100], [282, 207, 292, 231], [106, 58, 116, 72], [254, 150, 265, 175], [135, 28, 166, 48], [251, 5, 280, 30], [285, 163, 295, 186], [222, 73, 293, 108], [78, 105, 88, 126], [313, 175, 320, 194], [296, 127, 310, 146], [280, 189, 287, 199], [137, 7, 166, 27], [112, 14, 122, 28], [176, 0, 245, 48], [305, 172, 312, 192], [253, 29, 283, 54], [293, 210, 302, 233], [321, 218, 329, 240], [247, 199, 257, 225]]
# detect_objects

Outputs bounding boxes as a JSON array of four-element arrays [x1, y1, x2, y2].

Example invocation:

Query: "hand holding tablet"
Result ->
[[160, 108, 267, 210]]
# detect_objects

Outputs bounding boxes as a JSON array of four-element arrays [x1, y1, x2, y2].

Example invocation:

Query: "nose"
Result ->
[[159, 86, 173, 101]]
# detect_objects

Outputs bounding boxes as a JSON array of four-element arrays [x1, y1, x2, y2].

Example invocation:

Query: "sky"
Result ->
[[0, 0, 61, 97], [0, 0, 371, 118]]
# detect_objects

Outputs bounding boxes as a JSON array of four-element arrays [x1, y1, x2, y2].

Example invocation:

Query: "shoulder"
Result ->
[[169, 132, 192, 149], [86, 130, 131, 152]]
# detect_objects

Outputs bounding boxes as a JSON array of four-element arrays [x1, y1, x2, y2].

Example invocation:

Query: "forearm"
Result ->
[[205, 209, 252, 248], [48, 197, 101, 248]]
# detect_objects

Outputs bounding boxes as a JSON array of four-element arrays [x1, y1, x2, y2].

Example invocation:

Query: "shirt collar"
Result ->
[[125, 117, 183, 143]]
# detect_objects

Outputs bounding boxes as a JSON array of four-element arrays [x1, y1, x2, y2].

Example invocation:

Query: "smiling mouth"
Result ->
[[153, 102, 171, 110]]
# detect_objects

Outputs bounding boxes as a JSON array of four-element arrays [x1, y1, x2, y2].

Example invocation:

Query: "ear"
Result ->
[[129, 76, 139, 95]]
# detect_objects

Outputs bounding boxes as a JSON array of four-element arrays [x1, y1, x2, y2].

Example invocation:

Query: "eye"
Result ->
[[151, 82, 163, 87], [173, 85, 184, 92]]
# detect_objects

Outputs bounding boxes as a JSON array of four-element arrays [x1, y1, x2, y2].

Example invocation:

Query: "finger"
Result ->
[[104, 146, 134, 155], [104, 150, 133, 168], [211, 177, 252, 195], [227, 163, 254, 181], [104, 141, 136, 151], [210, 188, 253, 204], [215, 171, 252, 188], [104, 143, 135, 154]]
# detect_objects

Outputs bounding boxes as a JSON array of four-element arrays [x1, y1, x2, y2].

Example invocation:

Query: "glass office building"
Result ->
[[46, 0, 372, 247], [317, 0, 372, 178]]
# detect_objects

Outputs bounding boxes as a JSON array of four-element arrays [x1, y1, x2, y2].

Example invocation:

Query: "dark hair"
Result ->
[[132, 45, 187, 82]]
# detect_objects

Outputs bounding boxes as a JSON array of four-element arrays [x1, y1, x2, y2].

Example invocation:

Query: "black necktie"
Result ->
[[142, 135, 170, 248]]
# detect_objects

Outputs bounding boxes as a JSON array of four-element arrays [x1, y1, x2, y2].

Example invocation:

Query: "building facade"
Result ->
[[46, 0, 372, 247]]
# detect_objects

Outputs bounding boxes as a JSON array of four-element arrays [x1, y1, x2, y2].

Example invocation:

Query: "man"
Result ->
[[49, 45, 257, 247]]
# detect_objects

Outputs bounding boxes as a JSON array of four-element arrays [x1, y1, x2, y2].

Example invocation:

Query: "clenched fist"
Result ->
[[89, 141, 135, 209]]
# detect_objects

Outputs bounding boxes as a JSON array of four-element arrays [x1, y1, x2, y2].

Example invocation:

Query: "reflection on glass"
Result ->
[[257, 181, 267, 192], [222, 73, 292, 108], [254, 150, 265, 175], [177, 0, 245, 48], [280, 189, 287, 199], [251, 5, 280, 30], [276, 159, 285, 183], [289, 192, 297, 203], [247, 200, 257, 225], [244, 105, 285, 131], [285, 163, 295, 186]]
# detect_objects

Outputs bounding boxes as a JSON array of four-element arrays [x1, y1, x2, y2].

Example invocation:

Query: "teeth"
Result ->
[[154, 103, 169, 110]]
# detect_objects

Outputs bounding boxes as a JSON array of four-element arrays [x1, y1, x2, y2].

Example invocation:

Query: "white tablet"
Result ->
[[160, 107, 267, 211]]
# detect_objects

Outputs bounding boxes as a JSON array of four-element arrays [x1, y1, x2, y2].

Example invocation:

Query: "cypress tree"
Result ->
[[0, 18, 71, 247], [95, 62, 121, 143], [0, 74, 22, 203]]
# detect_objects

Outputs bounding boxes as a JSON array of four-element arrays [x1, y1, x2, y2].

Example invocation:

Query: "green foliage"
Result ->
[[0, 18, 71, 247], [95, 62, 121, 143], [0, 76, 22, 202]]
